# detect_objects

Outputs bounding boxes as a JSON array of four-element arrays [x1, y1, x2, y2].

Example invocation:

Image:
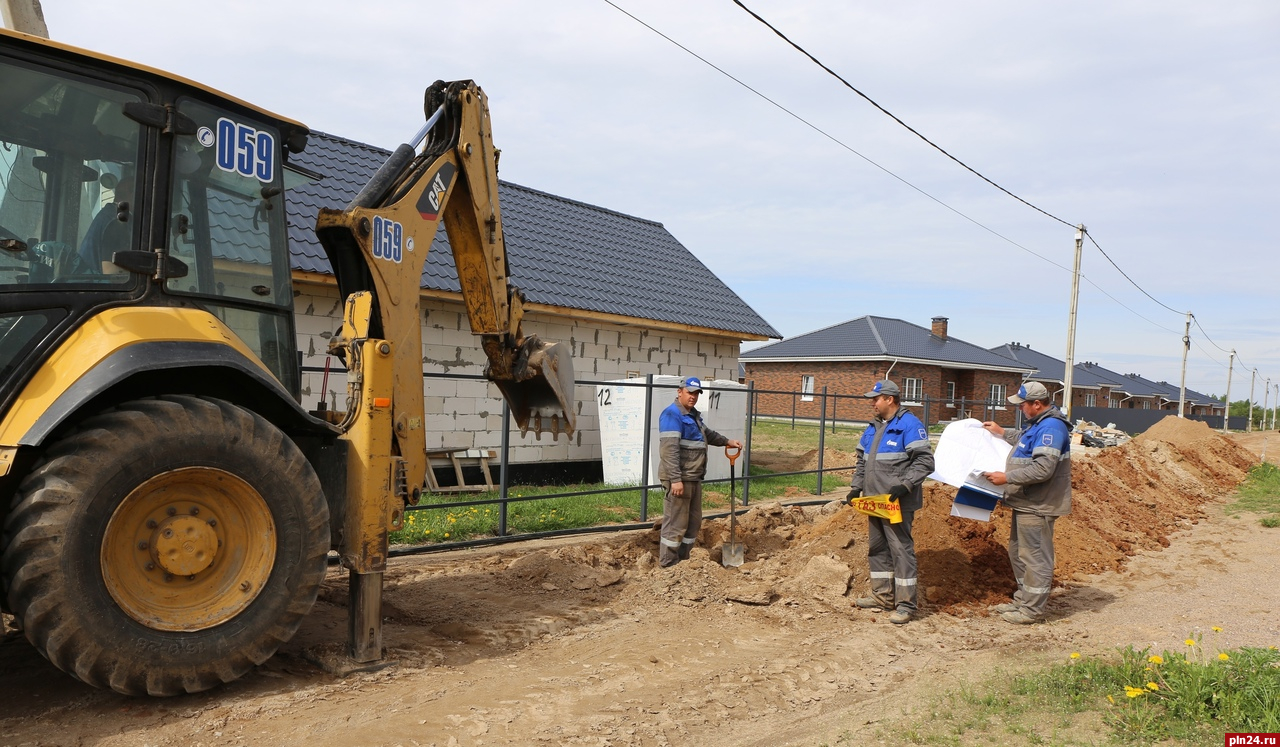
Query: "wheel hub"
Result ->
[[152, 514, 218, 576], [101, 467, 276, 632]]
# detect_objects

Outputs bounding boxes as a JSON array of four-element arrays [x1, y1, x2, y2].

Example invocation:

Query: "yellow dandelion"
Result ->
[[1185, 639, 1196, 646], [444, 532, 450, 538], [1212, 626, 1223, 632], [1125, 686, 1145, 698], [1070, 652, 1080, 659], [1107, 695, 1115, 704], [1146, 682, 1159, 691], [1148, 655, 1164, 664], [1218, 653, 1230, 661]]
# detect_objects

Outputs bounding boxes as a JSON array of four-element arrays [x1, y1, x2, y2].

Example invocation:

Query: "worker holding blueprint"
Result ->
[[979, 382, 1073, 626]]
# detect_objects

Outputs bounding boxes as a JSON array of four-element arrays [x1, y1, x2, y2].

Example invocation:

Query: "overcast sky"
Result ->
[[34, 0, 1280, 401]]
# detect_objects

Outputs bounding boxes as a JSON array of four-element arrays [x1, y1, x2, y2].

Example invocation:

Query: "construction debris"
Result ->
[[1074, 419, 1131, 448]]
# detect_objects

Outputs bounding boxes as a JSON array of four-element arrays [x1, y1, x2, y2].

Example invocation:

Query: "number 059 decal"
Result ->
[[209, 117, 276, 183], [372, 215, 403, 263]]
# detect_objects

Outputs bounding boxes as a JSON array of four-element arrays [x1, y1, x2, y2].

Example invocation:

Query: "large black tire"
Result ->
[[2, 396, 329, 696]]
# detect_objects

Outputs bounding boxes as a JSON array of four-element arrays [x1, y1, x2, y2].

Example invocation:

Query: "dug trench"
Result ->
[[0, 417, 1276, 747]]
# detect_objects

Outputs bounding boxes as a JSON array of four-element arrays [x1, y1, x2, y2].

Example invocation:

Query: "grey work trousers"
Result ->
[[1008, 510, 1056, 619], [866, 510, 918, 613], [659, 480, 703, 567]]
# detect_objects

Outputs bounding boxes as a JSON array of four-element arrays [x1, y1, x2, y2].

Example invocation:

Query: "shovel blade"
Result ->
[[721, 542, 744, 568]]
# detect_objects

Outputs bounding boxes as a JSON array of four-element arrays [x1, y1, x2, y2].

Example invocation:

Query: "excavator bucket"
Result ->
[[491, 335, 576, 438]]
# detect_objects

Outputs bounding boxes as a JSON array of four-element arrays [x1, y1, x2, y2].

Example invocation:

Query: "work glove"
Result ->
[[843, 488, 861, 505], [888, 484, 910, 501]]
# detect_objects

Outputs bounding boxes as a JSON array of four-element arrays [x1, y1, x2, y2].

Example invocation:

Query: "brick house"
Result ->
[[284, 131, 779, 469], [740, 316, 1033, 427]]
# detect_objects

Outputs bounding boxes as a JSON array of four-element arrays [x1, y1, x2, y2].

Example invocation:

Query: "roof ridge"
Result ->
[[866, 317, 888, 354]]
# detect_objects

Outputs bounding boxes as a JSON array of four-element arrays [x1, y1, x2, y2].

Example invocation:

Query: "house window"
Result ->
[[801, 375, 814, 402], [903, 377, 923, 403], [1084, 392, 1096, 407], [989, 384, 1006, 403], [945, 381, 956, 407], [1141, 400, 1150, 410], [1109, 396, 1118, 408]]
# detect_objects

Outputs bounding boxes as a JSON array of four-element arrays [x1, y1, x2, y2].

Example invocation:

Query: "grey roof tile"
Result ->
[[742, 316, 1033, 371], [284, 132, 778, 339], [990, 344, 1125, 389]]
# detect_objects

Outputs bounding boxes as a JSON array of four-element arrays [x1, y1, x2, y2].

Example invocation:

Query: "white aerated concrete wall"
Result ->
[[292, 281, 742, 464]]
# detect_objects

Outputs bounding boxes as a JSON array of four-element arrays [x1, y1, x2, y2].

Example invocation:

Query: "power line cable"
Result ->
[[730, 0, 1076, 230], [606, 0, 1257, 380], [599, 0, 1070, 272], [726, 1, 1202, 326]]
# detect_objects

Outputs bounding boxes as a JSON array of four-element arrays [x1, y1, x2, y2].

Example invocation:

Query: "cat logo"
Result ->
[[415, 162, 457, 220]]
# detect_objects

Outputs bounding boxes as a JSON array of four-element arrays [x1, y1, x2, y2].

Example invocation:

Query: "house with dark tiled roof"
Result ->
[[740, 316, 1033, 426], [990, 343, 1124, 410], [286, 131, 778, 465]]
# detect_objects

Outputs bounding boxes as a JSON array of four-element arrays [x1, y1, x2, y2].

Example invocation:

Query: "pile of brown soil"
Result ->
[[598, 415, 1258, 616]]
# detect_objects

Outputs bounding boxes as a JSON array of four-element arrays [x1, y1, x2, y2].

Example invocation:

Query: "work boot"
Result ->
[[991, 602, 1018, 614], [888, 609, 912, 625], [1001, 610, 1040, 625], [853, 597, 892, 611], [678, 544, 692, 561]]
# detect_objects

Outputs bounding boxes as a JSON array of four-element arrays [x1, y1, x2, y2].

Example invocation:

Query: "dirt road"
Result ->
[[1, 424, 1276, 747]]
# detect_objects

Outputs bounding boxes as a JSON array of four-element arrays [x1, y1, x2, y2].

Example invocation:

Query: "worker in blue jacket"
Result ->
[[982, 381, 1072, 624], [847, 379, 935, 624], [657, 377, 743, 567]]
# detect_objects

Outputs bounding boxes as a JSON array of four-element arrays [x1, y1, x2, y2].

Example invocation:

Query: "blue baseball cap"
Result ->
[[681, 376, 703, 393]]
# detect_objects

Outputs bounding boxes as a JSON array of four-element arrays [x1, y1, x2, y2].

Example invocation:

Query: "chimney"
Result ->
[[931, 317, 948, 340]]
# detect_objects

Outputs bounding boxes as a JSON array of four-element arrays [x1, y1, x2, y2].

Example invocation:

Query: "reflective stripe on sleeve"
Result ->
[[1031, 446, 1063, 458], [659, 430, 681, 439]]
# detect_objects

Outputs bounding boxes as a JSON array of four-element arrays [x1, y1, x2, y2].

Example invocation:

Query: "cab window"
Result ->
[[0, 58, 140, 288]]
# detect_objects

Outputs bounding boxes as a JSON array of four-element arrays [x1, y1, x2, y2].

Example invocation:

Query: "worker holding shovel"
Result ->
[[657, 377, 743, 568], [847, 380, 935, 624]]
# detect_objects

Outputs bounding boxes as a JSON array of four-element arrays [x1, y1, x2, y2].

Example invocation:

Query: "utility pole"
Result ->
[[1222, 350, 1234, 433], [1264, 378, 1271, 431], [1062, 225, 1084, 422], [1177, 312, 1191, 418], [0, 0, 49, 37], [1249, 369, 1256, 432], [1274, 384, 1278, 430]]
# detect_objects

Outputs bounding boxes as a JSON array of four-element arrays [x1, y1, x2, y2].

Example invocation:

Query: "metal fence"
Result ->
[[301, 367, 868, 554]]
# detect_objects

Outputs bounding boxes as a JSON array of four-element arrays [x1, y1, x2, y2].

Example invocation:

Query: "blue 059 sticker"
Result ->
[[203, 117, 276, 183], [372, 215, 403, 263]]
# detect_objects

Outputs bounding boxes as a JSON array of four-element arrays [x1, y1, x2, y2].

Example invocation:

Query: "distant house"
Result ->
[[740, 316, 1033, 426], [285, 131, 779, 467], [990, 343, 1121, 410]]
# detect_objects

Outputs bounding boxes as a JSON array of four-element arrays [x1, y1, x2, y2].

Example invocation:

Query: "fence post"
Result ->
[[499, 401, 510, 536], [743, 380, 754, 506], [922, 395, 930, 427], [831, 394, 838, 434], [640, 373, 655, 522], [816, 386, 827, 496], [791, 392, 797, 429]]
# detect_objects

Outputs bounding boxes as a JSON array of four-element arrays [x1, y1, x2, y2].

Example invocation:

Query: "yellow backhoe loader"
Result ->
[[0, 27, 574, 695]]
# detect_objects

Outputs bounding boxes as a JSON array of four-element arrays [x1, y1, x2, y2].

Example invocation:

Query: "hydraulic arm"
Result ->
[[315, 80, 575, 661]]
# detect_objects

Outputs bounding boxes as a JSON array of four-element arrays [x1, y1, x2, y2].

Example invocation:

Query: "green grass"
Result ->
[[871, 636, 1280, 747], [748, 417, 864, 453], [1225, 462, 1280, 528], [390, 462, 850, 546]]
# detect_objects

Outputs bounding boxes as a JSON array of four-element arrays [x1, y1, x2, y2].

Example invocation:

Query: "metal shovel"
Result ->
[[721, 445, 744, 567]]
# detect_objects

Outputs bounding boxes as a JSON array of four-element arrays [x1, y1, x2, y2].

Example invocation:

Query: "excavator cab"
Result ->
[[0, 38, 306, 403]]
